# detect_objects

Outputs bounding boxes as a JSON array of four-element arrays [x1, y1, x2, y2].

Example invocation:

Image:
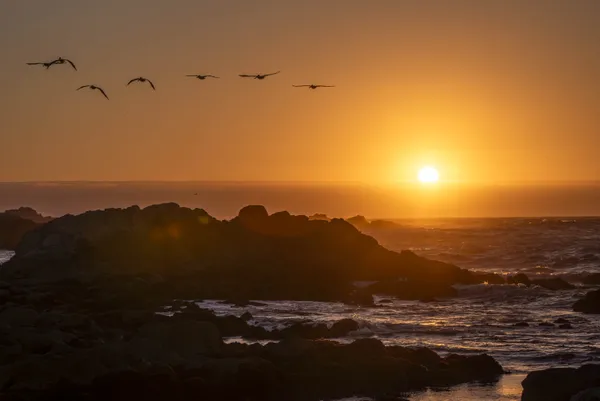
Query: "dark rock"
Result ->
[[559, 323, 573, 329], [346, 215, 370, 228], [554, 318, 570, 324], [574, 289, 600, 314], [521, 364, 600, 401], [137, 320, 222, 356], [0, 213, 40, 250], [240, 311, 253, 321], [4, 207, 52, 224], [582, 273, 600, 285], [531, 278, 574, 291], [507, 273, 531, 286], [378, 299, 393, 304], [329, 318, 360, 337], [514, 321, 530, 327], [539, 322, 555, 327]]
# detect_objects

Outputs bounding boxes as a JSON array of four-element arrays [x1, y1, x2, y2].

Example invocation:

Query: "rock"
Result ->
[[508, 273, 531, 286], [559, 323, 574, 329], [582, 274, 600, 286], [138, 320, 222, 356], [539, 322, 555, 327], [555, 318, 571, 324], [531, 278, 575, 291], [514, 321, 530, 327], [0, 213, 40, 250], [522, 364, 600, 401], [240, 311, 253, 321], [329, 318, 360, 337], [378, 299, 393, 304], [574, 289, 600, 314], [571, 387, 600, 401], [347, 215, 370, 228], [4, 207, 52, 224], [0, 306, 39, 327]]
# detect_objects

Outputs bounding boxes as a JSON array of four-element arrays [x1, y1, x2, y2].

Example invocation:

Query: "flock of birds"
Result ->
[[27, 57, 335, 100]]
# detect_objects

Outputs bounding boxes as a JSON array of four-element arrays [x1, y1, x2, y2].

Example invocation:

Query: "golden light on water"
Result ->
[[418, 166, 440, 184]]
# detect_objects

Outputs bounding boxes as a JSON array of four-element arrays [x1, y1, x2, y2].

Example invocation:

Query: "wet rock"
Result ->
[[514, 321, 530, 327], [574, 289, 600, 314], [522, 364, 600, 401], [531, 278, 575, 291], [508, 273, 531, 286], [330, 318, 360, 337], [240, 311, 253, 321], [559, 323, 574, 329], [539, 322, 555, 327]]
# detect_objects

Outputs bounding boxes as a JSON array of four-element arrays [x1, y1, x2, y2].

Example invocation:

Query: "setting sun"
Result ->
[[418, 166, 440, 184]]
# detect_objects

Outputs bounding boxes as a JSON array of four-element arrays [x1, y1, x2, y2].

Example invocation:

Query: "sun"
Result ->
[[418, 166, 439, 184]]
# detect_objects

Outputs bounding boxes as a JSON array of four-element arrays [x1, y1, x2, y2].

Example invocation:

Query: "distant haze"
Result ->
[[2, 1, 600, 184], [2, 182, 600, 219]]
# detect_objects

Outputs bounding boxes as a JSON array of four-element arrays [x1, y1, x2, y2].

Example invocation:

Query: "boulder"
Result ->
[[514, 321, 530, 327], [508, 273, 531, 286], [330, 318, 360, 337], [574, 289, 600, 314], [522, 364, 600, 401], [571, 387, 600, 401], [531, 278, 575, 291]]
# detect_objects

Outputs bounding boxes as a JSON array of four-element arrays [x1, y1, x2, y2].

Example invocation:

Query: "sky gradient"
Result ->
[[2, 0, 600, 184]]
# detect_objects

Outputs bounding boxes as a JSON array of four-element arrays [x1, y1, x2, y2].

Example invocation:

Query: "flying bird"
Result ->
[[239, 71, 280, 80], [26, 61, 54, 69], [77, 85, 109, 100], [127, 77, 156, 90], [49, 57, 77, 71], [186, 74, 220, 80], [293, 84, 335, 90]]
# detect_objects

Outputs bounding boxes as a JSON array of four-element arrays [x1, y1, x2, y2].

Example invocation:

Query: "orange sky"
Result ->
[[1, 0, 600, 184]]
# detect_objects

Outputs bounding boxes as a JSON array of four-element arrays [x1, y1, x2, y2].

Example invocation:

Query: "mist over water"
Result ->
[[3, 182, 600, 219]]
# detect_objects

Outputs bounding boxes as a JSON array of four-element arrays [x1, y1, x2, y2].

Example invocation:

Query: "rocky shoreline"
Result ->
[[1, 203, 600, 399]]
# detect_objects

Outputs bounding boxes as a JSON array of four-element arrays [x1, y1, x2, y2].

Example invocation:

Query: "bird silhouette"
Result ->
[[127, 77, 156, 90], [293, 84, 335, 90], [49, 57, 77, 71], [239, 71, 280, 80], [77, 85, 109, 100], [26, 61, 54, 69], [186, 74, 220, 80]]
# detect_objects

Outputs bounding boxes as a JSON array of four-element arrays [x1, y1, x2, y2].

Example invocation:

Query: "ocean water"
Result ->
[[196, 217, 600, 400], [0, 251, 14, 266], [4, 218, 600, 400]]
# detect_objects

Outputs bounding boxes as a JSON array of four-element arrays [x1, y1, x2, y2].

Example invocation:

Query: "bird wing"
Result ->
[[127, 78, 138, 86], [97, 87, 109, 100], [239, 74, 256, 78], [147, 79, 156, 90], [65, 59, 77, 71], [186, 75, 198, 77], [207, 75, 220, 78], [316, 85, 335, 88], [293, 85, 310, 87], [264, 71, 281, 77], [76, 85, 90, 91], [26, 62, 43, 65]]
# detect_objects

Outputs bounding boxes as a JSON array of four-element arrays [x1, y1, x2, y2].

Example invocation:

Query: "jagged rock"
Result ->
[[574, 289, 600, 314], [531, 278, 574, 291], [522, 364, 600, 401], [508, 273, 531, 286]]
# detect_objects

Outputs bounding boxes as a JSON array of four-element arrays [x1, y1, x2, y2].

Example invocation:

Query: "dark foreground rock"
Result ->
[[1, 203, 501, 303], [573, 289, 600, 314], [0, 214, 40, 251], [521, 364, 600, 401]]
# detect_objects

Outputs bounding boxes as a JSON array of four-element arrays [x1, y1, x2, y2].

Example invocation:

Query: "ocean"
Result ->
[[2, 216, 600, 400]]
